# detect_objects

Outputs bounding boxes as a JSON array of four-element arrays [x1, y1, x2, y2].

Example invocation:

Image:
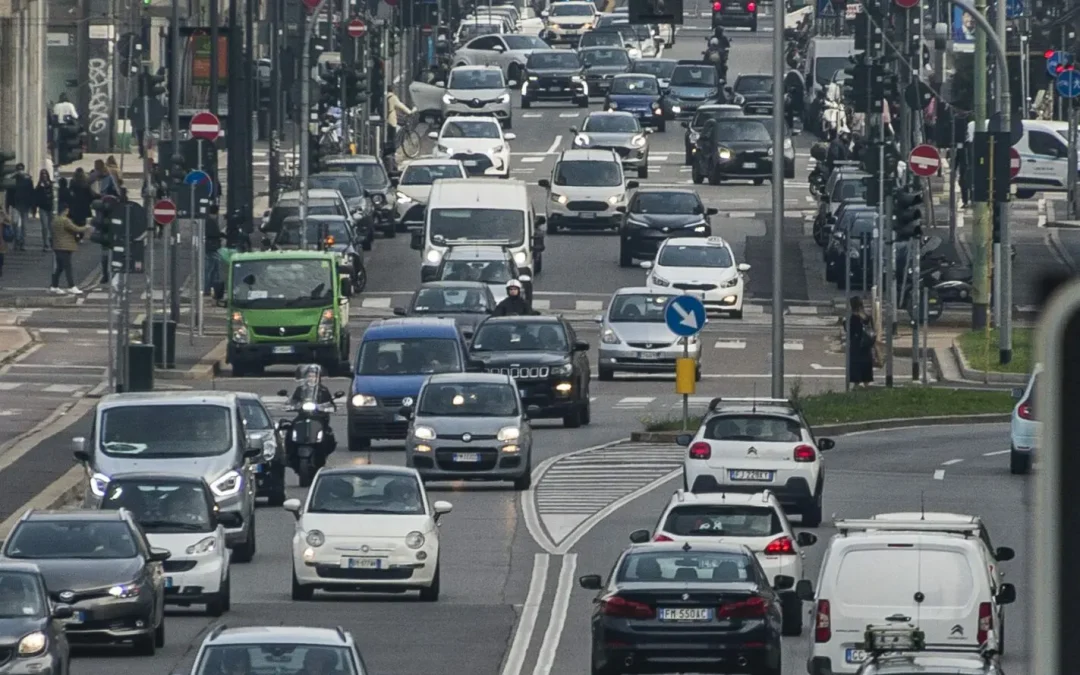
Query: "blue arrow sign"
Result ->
[[664, 295, 706, 338], [1048, 51, 1072, 77], [184, 170, 215, 197], [1057, 70, 1080, 99], [1006, 0, 1023, 18]]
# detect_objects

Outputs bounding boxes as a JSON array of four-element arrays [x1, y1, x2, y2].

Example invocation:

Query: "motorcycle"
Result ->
[[704, 46, 728, 82], [275, 385, 345, 487], [820, 97, 848, 137]]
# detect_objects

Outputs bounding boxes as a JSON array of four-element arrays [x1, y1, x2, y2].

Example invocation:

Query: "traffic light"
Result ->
[[0, 151, 17, 191], [842, 55, 870, 113], [138, 67, 167, 99], [861, 176, 881, 207], [90, 197, 117, 248], [893, 188, 923, 241], [56, 121, 85, 165], [370, 58, 385, 115], [870, 65, 898, 102], [169, 153, 186, 187], [309, 131, 323, 173], [319, 69, 340, 115], [343, 70, 368, 108]]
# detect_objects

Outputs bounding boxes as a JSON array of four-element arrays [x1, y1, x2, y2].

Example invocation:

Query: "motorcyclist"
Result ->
[[704, 37, 728, 80], [783, 69, 805, 129], [711, 25, 730, 51], [287, 364, 337, 458], [825, 129, 851, 169], [492, 279, 537, 316]]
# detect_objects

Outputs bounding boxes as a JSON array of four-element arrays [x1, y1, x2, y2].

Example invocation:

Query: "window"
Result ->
[[663, 505, 784, 537], [611, 76, 659, 95], [472, 322, 568, 352], [1028, 130, 1067, 158], [101, 404, 233, 457], [102, 481, 214, 533], [6, 520, 139, 559], [703, 414, 802, 442], [411, 286, 492, 314], [670, 65, 718, 87], [581, 31, 623, 48], [440, 120, 502, 139], [814, 56, 850, 86], [527, 51, 581, 69], [196, 645, 359, 675], [231, 259, 335, 309], [239, 399, 273, 430], [835, 549, 975, 609], [467, 35, 502, 51], [712, 120, 771, 142], [616, 550, 754, 583], [734, 75, 773, 94], [356, 338, 462, 375], [631, 191, 701, 214], [550, 3, 594, 16], [308, 472, 424, 515], [582, 114, 640, 133], [449, 69, 505, 90], [833, 178, 868, 202], [419, 382, 518, 416], [267, 201, 344, 233], [0, 572, 45, 618], [401, 163, 465, 184], [691, 108, 742, 128], [554, 160, 622, 187], [308, 175, 362, 198], [632, 60, 677, 79], [439, 259, 514, 284], [580, 48, 630, 67], [429, 208, 525, 247], [609, 294, 672, 323], [459, 23, 500, 40], [503, 35, 549, 50], [657, 244, 733, 268]]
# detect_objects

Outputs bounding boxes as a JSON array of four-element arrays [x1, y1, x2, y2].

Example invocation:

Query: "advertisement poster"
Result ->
[[952, 6, 975, 53]]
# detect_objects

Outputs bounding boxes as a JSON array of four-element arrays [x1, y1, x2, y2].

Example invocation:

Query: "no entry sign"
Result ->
[[908, 144, 941, 177], [347, 19, 367, 38], [189, 111, 220, 142], [1009, 147, 1021, 178], [894, 0, 918, 8], [153, 199, 178, 226]]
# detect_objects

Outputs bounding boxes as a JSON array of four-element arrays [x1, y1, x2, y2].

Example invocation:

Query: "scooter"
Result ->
[[275, 390, 344, 487]]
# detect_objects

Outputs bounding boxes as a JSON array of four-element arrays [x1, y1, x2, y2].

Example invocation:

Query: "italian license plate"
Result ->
[[550, 86, 562, 92], [846, 649, 868, 663], [273, 345, 294, 354], [464, 160, 478, 167], [638, 351, 660, 359], [342, 557, 382, 569], [743, 162, 758, 169], [453, 452, 481, 462], [63, 611, 85, 625], [165, 577, 174, 589], [658, 607, 712, 622], [579, 212, 595, 219], [729, 469, 774, 481]]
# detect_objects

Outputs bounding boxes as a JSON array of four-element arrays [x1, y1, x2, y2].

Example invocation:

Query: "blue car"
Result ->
[[604, 73, 666, 131], [665, 62, 725, 118], [346, 317, 474, 451]]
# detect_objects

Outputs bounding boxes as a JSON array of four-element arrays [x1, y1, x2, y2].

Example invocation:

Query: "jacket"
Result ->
[[492, 295, 537, 317], [386, 93, 412, 127], [5, 173, 34, 209], [51, 214, 91, 252], [35, 181, 54, 212]]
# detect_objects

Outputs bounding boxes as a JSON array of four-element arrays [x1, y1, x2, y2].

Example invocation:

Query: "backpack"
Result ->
[[2, 223, 14, 243]]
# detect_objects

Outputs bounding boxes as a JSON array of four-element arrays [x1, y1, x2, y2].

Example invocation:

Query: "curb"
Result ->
[[0, 327, 36, 365], [155, 339, 226, 381], [949, 340, 1027, 385], [0, 467, 85, 539]]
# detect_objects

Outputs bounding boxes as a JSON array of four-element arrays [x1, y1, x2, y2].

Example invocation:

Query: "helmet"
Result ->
[[708, 37, 719, 46], [506, 279, 523, 290]]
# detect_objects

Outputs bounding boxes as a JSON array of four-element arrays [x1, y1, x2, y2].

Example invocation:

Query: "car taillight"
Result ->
[[653, 533, 673, 542], [763, 536, 795, 555], [815, 600, 831, 642], [713, 1, 722, 8], [747, 1, 756, 10], [689, 442, 711, 460], [601, 596, 655, 619], [718, 595, 768, 618], [977, 602, 992, 644], [1018, 399, 1035, 420], [794, 444, 816, 462]]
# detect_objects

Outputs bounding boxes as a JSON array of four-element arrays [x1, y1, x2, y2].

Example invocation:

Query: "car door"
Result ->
[[488, 36, 515, 73], [462, 36, 502, 67], [1025, 128, 1069, 189]]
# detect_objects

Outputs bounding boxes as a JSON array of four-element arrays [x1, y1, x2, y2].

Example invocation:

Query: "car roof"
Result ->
[[705, 404, 802, 419], [205, 625, 353, 646], [310, 172, 359, 180], [444, 115, 501, 125], [323, 155, 380, 165], [481, 315, 561, 325], [276, 190, 342, 201], [614, 72, 657, 79], [697, 104, 743, 111], [98, 390, 239, 408], [662, 236, 730, 248], [451, 64, 502, 73], [868, 653, 995, 674], [403, 158, 464, 168], [613, 286, 679, 296], [635, 57, 677, 64], [363, 317, 462, 340], [444, 245, 511, 260], [872, 512, 979, 524], [107, 472, 212, 487], [578, 45, 626, 52], [23, 509, 126, 522], [586, 111, 636, 120], [626, 541, 752, 555], [559, 148, 619, 162], [417, 280, 490, 291], [0, 561, 46, 575], [633, 187, 699, 197], [425, 372, 512, 385]]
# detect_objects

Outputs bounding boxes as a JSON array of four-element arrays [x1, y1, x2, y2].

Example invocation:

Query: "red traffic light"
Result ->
[[1046, 49, 1056, 59], [746, 1, 755, 10], [1057, 65, 1066, 74], [712, 1, 721, 9]]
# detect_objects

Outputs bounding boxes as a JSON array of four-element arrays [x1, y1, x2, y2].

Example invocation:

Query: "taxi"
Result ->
[[641, 236, 750, 319]]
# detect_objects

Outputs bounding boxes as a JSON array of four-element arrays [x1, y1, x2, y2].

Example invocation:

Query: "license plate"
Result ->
[[550, 86, 562, 92], [638, 351, 660, 359], [464, 160, 478, 167], [165, 577, 174, 588], [453, 452, 481, 462], [658, 607, 713, 622], [579, 212, 595, 219], [846, 649, 868, 663], [63, 611, 85, 625], [273, 345, 294, 354], [729, 469, 774, 481], [743, 162, 758, 169], [341, 557, 382, 569]]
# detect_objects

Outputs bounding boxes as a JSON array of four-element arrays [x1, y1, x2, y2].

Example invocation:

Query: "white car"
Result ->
[[1009, 364, 1040, 474], [677, 397, 834, 527], [285, 465, 453, 601], [429, 116, 515, 179], [632, 489, 817, 636], [540, 1, 597, 44], [642, 236, 750, 318], [394, 159, 468, 230], [451, 33, 551, 83]]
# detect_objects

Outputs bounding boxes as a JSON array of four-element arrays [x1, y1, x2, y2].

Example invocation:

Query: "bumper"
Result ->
[[442, 104, 511, 122], [677, 286, 744, 313], [594, 621, 778, 672], [0, 654, 64, 675], [585, 78, 615, 97], [742, 103, 774, 116], [293, 541, 438, 590], [349, 406, 411, 441], [373, 205, 396, 228], [667, 100, 710, 117], [407, 441, 529, 480], [163, 555, 225, 603], [228, 341, 340, 366], [609, 107, 665, 126], [599, 345, 699, 373], [548, 209, 621, 230], [541, 29, 584, 43], [714, 158, 774, 179], [60, 596, 157, 644], [522, 81, 588, 100], [686, 469, 816, 506], [516, 380, 582, 417]]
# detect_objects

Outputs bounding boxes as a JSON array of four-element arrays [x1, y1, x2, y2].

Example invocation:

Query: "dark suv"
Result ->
[[712, 0, 759, 31], [521, 50, 589, 108]]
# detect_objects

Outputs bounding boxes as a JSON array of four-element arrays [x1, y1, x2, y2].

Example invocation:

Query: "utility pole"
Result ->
[[769, 0, 784, 398], [996, 0, 1014, 364], [300, 0, 330, 247], [169, 0, 181, 323], [244, 0, 256, 219], [210, 0, 220, 117], [971, 0, 991, 330], [269, 0, 281, 203]]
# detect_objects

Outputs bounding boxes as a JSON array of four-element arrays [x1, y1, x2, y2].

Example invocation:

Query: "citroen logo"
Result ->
[[747, 447, 758, 456], [59, 591, 74, 602], [361, 545, 370, 553], [462, 433, 472, 443], [950, 624, 964, 636], [279, 327, 286, 335], [682, 593, 690, 600]]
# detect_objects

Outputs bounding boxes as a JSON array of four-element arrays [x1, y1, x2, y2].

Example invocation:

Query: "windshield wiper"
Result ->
[[139, 520, 208, 531]]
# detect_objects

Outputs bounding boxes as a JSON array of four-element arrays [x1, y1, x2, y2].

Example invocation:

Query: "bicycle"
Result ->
[[396, 112, 423, 159]]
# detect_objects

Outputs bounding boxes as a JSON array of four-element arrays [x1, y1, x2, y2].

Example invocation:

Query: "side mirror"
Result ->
[[773, 575, 795, 591], [532, 236, 545, 252], [217, 511, 243, 529], [569, 126, 578, 134], [340, 280, 353, 298], [399, 405, 414, 419], [1010, 386, 1025, 400], [393, 307, 408, 316], [997, 583, 1016, 605], [995, 546, 1016, 562], [538, 179, 551, 189], [737, 263, 751, 272], [573, 340, 590, 352], [535, 215, 547, 227], [578, 574, 602, 590], [629, 529, 651, 543], [796, 531, 818, 547], [427, 131, 439, 140], [52, 604, 74, 620], [433, 500, 453, 519], [283, 498, 303, 516], [73, 447, 89, 465], [674, 434, 692, 446], [149, 548, 171, 562], [434, 80, 446, 87], [626, 180, 639, 189], [795, 579, 814, 601], [639, 260, 654, 270], [593, 313, 604, 323], [277, 389, 289, 397], [615, 205, 626, 213], [518, 275, 532, 284], [817, 438, 835, 451], [504, 132, 517, 140], [706, 207, 719, 215], [410, 232, 424, 250]]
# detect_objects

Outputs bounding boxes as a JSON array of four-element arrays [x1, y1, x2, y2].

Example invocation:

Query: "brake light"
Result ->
[[977, 602, 992, 644], [712, 1, 721, 9], [653, 533, 673, 542], [689, 442, 711, 460], [1018, 399, 1035, 420], [747, 1, 756, 10], [794, 445, 816, 462], [763, 536, 795, 555], [601, 596, 656, 619], [815, 600, 831, 642], [717, 595, 768, 618]]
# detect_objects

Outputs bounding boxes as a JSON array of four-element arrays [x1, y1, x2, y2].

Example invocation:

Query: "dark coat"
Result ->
[[35, 180, 54, 212], [847, 313, 874, 384]]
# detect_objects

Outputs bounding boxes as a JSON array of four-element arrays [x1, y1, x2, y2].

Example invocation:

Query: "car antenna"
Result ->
[[752, 383, 757, 412], [920, 490, 925, 520]]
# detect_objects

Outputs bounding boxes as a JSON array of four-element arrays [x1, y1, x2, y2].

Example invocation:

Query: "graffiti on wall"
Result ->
[[87, 57, 111, 137]]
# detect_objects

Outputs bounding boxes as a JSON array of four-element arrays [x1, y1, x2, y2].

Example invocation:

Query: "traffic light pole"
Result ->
[[169, 0, 181, 327], [769, 0, 784, 398], [300, 0, 331, 248], [885, 190, 895, 388], [269, 0, 282, 204]]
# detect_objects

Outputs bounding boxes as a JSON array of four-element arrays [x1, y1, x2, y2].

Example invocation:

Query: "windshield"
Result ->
[[503, 35, 548, 50], [326, 162, 388, 189], [402, 163, 465, 185], [527, 51, 580, 69], [631, 192, 701, 214], [102, 482, 212, 533], [583, 114, 639, 133], [308, 175, 361, 198], [440, 259, 513, 284], [671, 65, 718, 87], [611, 76, 659, 95], [101, 404, 232, 457], [633, 60, 677, 78], [356, 338, 462, 375], [581, 31, 623, 47], [472, 322, 568, 351], [691, 108, 742, 128], [663, 505, 784, 537], [734, 75, 773, 94], [418, 382, 518, 416], [6, 521, 138, 560], [449, 69, 505, 89], [411, 286, 492, 314], [196, 645, 358, 675], [429, 208, 525, 247], [845, 214, 876, 235], [617, 550, 755, 583], [658, 244, 732, 268], [713, 120, 771, 142], [460, 23, 500, 39], [267, 201, 342, 233], [580, 48, 630, 67], [230, 258, 335, 308], [550, 3, 593, 16], [815, 56, 850, 85], [704, 414, 802, 441], [275, 220, 351, 248], [554, 160, 622, 187], [0, 572, 44, 618], [608, 294, 671, 322], [308, 472, 424, 515], [440, 119, 502, 139], [833, 178, 868, 202]]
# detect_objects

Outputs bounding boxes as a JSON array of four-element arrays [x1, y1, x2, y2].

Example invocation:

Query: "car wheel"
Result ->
[[619, 244, 633, 267], [508, 63, 523, 84], [504, 114, 513, 130], [684, 145, 692, 165], [1010, 449, 1032, 474], [207, 575, 230, 617], [563, 405, 583, 428], [599, 367, 614, 381], [751, 19, 758, 32], [760, 654, 781, 675], [802, 491, 823, 527], [691, 164, 704, 184], [154, 613, 165, 647], [657, 120, 666, 132], [514, 466, 532, 490], [753, 178, 765, 185], [419, 562, 441, 601], [781, 593, 803, 636], [232, 511, 256, 563], [384, 224, 397, 238], [824, 263, 837, 283], [695, 364, 702, 382], [349, 435, 372, 452], [291, 568, 314, 601], [534, 253, 543, 275], [362, 232, 373, 251], [134, 628, 156, 656]]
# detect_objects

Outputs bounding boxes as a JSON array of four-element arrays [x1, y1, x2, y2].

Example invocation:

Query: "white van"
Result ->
[[967, 119, 1077, 199], [804, 38, 856, 116], [411, 178, 546, 282], [799, 519, 1016, 675]]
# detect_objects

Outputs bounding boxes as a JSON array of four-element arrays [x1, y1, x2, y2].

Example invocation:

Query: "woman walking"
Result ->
[[34, 169, 54, 251], [847, 296, 875, 388], [48, 203, 92, 295]]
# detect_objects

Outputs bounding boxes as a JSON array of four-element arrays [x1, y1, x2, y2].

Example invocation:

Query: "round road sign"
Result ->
[[908, 144, 942, 178], [189, 111, 220, 142], [1009, 147, 1021, 178], [347, 19, 367, 38], [153, 199, 178, 226], [302, 0, 321, 9], [894, 0, 918, 8]]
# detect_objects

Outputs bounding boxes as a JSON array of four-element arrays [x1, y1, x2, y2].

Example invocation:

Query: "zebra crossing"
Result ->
[[0, 381, 99, 396]]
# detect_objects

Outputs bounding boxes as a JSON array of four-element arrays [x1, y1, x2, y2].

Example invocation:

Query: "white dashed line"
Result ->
[[933, 469, 946, 480], [941, 458, 964, 466], [983, 450, 1010, 456], [523, 113, 543, 118], [545, 136, 563, 154]]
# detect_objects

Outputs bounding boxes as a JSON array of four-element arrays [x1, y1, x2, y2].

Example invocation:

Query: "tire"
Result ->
[[297, 457, 315, 488], [207, 575, 230, 617], [708, 170, 721, 186], [563, 405, 582, 428], [695, 364, 701, 382], [1010, 449, 1032, 474], [134, 629, 156, 656], [154, 613, 165, 647], [291, 568, 314, 601], [232, 511, 256, 563], [353, 265, 368, 294], [504, 114, 513, 130], [419, 563, 440, 601], [508, 63, 523, 85], [781, 593, 803, 636], [760, 654, 781, 675], [637, 164, 648, 179], [802, 491, 823, 527], [384, 223, 397, 238], [691, 164, 704, 184], [400, 130, 422, 159], [534, 253, 543, 275], [361, 233, 373, 251], [349, 435, 371, 453], [657, 120, 666, 132], [751, 19, 758, 32], [514, 468, 533, 490], [619, 244, 633, 267], [753, 178, 765, 185], [521, 96, 532, 109], [599, 367, 614, 381], [684, 145, 692, 165], [824, 263, 837, 283]]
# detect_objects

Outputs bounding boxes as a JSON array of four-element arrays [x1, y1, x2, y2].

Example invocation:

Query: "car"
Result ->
[[470, 315, 592, 427], [284, 465, 452, 601], [594, 287, 701, 380], [691, 116, 795, 185], [441, 65, 513, 128], [631, 57, 678, 89], [676, 396, 833, 525], [746, 113, 797, 176], [642, 236, 750, 318], [854, 625, 1004, 675], [819, 196, 870, 246], [462, 11, 514, 33], [0, 509, 169, 655], [571, 111, 652, 178], [578, 541, 786, 675], [455, 19, 502, 46], [617, 188, 715, 267], [433, 244, 531, 305], [0, 562, 71, 673], [539, 0, 597, 44], [260, 189, 352, 238], [600, 19, 660, 58], [403, 372, 533, 489], [578, 46, 633, 98], [732, 73, 774, 115], [271, 215, 367, 294], [307, 172, 375, 250], [321, 155, 400, 235], [665, 62, 724, 118], [604, 73, 666, 131], [823, 206, 876, 286], [98, 473, 237, 616], [539, 148, 637, 233], [1009, 365, 1040, 474], [237, 391, 288, 506], [822, 170, 871, 223], [393, 159, 467, 231], [189, 624, 371, 674], [521, 49, 590, 107], [393, 281, 496, 340], [428, 116, 515, 179], [578, 28, 632, 53], [450, 33, 550, 84], [681, 103, 744, 163], [712, 0, 759, 31]]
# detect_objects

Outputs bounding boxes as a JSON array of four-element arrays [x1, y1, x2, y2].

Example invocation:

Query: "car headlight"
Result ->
[[492, 145, 505, 154], [90, 472, 110, 497], [210, 470, 243, 498], [722, 276, 740, 288], [230, 311, 249, 344], [17, 631, 46, 656], [608, 194, 621, 205], [397, 193, 415, 204], [574, 134, 591, 146], [426, 249, 443, 264], [767, 147, 774, 157], [718, 147, 733, 160], [601, 328, 621, 344], [414, 425, 437, 440], [306, 530, 325, 547], [317, 307, 335, 343], [631, 134, 646, 147], [351, 394, 378, 407], [513, 250, 527, 265], [405, 531, 426, 549], [650, 274, 670, 287], [571, 75, 583, 82], [551, 363, 574, 376], [551, 193, 568, 205], [107, 583, 141, 599], [498, 93, 511, 104], [442, 93, 456, 105], [497, 426, 521, 442], [693, 225, 707, 233], [528, 75, 539, 81], [186, 536, 217, 555], [262, 438, 277, 461]]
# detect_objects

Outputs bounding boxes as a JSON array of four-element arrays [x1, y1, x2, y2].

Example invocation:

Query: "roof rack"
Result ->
[[707, 397, 797, 413], [835, 519, 978, 537], [862, 624, 999, 660]]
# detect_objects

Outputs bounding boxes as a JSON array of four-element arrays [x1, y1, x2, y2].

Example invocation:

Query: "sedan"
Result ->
[[665, 63, 723, 118], [604, 73, 666, 131], [579, 47, 633, 98], [521, 50, 590, 108], [631, 57, 678, 90], [393, 281, 496, 339], [732, 73, 774, 115], [691, 117, 794, 185], [595, 287, 700, 380], [450, 33, 550, 83], [617, 188, 716, 266], [571, 112, 652, 179], [308, 172, 375, 251], [271, 215, 367, 294], [682, 103, 744, 164]]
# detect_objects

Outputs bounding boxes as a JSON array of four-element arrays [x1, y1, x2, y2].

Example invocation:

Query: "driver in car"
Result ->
[[303, 647, 346, 675]]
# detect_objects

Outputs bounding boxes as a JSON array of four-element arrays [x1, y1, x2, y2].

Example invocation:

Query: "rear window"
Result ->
[[703, 415, 802, 442], [834, 549, 976, 608], [663, 505, 783, 537]]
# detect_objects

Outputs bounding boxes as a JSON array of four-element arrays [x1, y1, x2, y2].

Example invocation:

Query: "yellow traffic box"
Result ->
[[675, 357, 697, 395]]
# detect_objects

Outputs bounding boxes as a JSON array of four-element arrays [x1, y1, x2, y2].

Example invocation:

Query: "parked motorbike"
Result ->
[[275, 368, 345, 487]]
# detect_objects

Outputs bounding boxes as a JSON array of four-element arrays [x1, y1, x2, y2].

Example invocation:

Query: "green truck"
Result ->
[[225, 250, 352, 376]]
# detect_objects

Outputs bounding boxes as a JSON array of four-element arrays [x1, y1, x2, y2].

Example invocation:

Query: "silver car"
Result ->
[[442, 65, 513, 128], [571, 112, 652, 178], [394, 158, 468, 230], [539, 148, 637, 233], [595, 287, 702, 381], [403, 372, 534, 489]]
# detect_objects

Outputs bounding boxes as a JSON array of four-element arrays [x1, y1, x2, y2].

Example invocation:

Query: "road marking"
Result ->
[[933, 469, 946, 480], [788, 305, 819, 315], [37, 328, 70, 333], [983, 450, 1010, 456], [713, 339, 746, 349], [546, 136, 563, 154], [531, 298, 551, 310], [558, 112, 579, 118], [784, 340, 804, 350], [360, 297, 392, 308], [575, 300, 603, 311], [42, 384, 84, 393], [941, 458, 964, 466], [810, 363, 845, 370], [532, 554, 577, 675], [0, 382, 20, 390], [614, 396, 655, 409], [500, 553, 551, 675], [520, 156, 546, 163], [651, 154, 669, 162], [727, 211, 757, 218]]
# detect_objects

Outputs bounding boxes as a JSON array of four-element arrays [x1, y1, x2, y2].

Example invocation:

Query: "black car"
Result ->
[[579, 47, 633, 98], [665, 62, 725, 118], [618, 189, 717, 266], [270, 215, 367, 294], [469, 316, 591, 427], [0, 562, 71, 673], [521, 51, 589, 108], [824, 208, 877, 287], [580, 541, 786, 675], [322, 155, 399, 235], [238, 392, 287, 505], [691, 117, 776, 185], [712, 0, 759, 31], [732, 74, 774, 115], [681, 104, 744, 163], [394, 281, 496, 340], [308, 171, 375, 250], [630, 58, 678, 90], [0, 510, 168, 655]]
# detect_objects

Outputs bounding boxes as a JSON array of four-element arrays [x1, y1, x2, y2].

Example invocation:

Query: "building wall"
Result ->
[[0, 0, 47, 182]]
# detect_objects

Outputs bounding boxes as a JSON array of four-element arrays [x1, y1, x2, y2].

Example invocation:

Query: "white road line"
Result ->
[[532, 554, 577, 675], [556, 470, 680, 554], [531, 298, 551, 310], [727, 211, 757, 218], [546, 136, 563, 154], [558, 112, 579, 118], [360, 297, 392, 308], [941, 458, 964, 466], [519, 156, 546, 163], [43, 384, 83, 393], [500, 553, 551, 675], [783, 340, 804, 351], [713, 339, 747, 349], [0, 382, 21, 390], [37, 328, 70, 333], [983, 450, 1010, 456], [575, 300, 603, 311], [933, 469, 946, 480]]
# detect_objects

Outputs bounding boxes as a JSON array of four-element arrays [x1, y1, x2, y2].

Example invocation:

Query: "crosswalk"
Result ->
[[0, 381, 99, 396], [354, 295, 830, 315]]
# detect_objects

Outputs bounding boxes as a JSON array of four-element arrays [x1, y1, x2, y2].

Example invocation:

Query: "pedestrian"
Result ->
[[105, 156, 124, 193], [4, 163, 34, 251], [91, 159, 120, 197], [847, 296, 874, 388], [204, 211, 224, 297], [34, 169, 54, 251], [53, 93, 78, 123], [384, 86, 415, 161], [48, 202, 91, 295]]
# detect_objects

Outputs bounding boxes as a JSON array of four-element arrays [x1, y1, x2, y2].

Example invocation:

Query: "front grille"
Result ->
[[452, 153, 494, 176], [674, 283, 718, 291], [349, 411, 409, 439], [566, 200, 608, 212], [315, 565, 414, 580], [50, 588, 109, 603], [609, 146, 632, 157], [164, 560, 198, 573], [441, 433, 497, 441], [560, 22, 583, 29], [536, 76, 571, 86], [486, 366, 550, 379], [253, 325, 311, 338], [628, 341, 675, 349], [380, 397, 407, 408], [436, 448, 499, 471], [465, 97, 493, 109]]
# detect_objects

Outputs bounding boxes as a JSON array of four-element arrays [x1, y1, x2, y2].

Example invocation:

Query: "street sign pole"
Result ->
[[301, 0, 331, 248], [664, 295, 706, 431]]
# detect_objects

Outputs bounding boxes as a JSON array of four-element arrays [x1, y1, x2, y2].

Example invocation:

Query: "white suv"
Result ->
[[677, 397, 834, 527], [630, 489, 818, 636], [1009, 364, 1041, 474]]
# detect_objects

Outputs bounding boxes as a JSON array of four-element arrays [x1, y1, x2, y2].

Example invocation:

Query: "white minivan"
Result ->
[[798, 518, 1016, 675]]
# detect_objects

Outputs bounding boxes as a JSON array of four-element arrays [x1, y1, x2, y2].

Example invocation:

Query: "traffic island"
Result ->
[[951, 327, 1034, 384]]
